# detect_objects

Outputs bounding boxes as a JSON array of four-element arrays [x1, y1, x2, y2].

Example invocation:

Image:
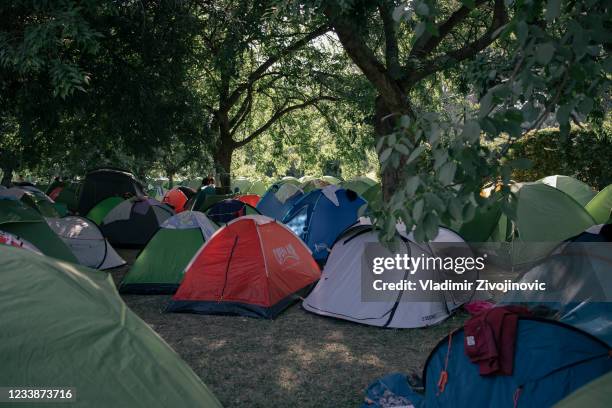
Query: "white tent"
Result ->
[[302, 225, 478, 328], [46, 216, 125, 269]]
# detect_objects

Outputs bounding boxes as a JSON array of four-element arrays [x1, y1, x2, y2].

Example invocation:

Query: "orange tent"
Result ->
[[162, 186, 195, 213], [236, 194, 260, 207], [166, 215, 320, 318]]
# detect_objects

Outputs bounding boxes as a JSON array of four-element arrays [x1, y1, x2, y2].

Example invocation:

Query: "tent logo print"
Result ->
[[272, 244, 300, 265]]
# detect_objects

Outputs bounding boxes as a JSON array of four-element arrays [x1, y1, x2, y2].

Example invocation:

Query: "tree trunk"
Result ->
[[214, 143, 233, 193], [1, 163, 13, 187], [168, 173, 174, 189], [374, 95, 409, 202]]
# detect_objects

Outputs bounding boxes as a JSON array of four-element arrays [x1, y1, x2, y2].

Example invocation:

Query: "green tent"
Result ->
[[321, 175, 341, 185], [55, 182, 81, 212], [554, 371, 612, 407], [585, 185, 612, 224], [341, 176, 377, 195], [538, 175, 597, 206], [230, 177, 266, 195], [86, 196, 124, 225], [300, 178, 330, 192], [459, 182, 599, 265], [0, 245, 222, 407], [0, 186, 60, 218], [120, 211, 217, 294], [299, 175, 316, 183], [0, 199, 78, 263], [278, 176, 301, 186], [192, 192, 234, 212]]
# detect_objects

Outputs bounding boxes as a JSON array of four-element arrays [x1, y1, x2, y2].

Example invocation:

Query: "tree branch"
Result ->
[[326, 7, 408, 112], [222, 24, 330, 112], [378, 2, 401, 76], [233, 96, 337, 148], [409, 0, 490, 59], [406, 0, 507, 85]]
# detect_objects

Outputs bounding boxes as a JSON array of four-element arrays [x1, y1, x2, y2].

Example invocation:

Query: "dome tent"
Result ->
[[370, 316, 611, 408], [230, 177, 267, 195], [0, 245, 222, 408], [100, 197, 174, 248], [256, 183, 304, 220], [321, 175, 341, 185], [340, 176, 377, 195], [235, 194, 260, 207], [538, 175, 596, 206], [459, 182, 601, 265], [162, 186, 196, 213], [0, 186, 60, 218], [555, 371, 612, 408], [585, 185, 612, 224], [282, 186, 367, 263], [0, 230, 42, 254], [86, 196, 125, 225], [77, 167, 145, 215], [167, 215, 321, 319], [205, 198, 260, 224], [502, 223, 612, 345], [278, 176, 301, 186], [120, 211, 218, 294], [45, 216, 125, 269], [0, 199, 78, 263], [302, 225, 475, 328]]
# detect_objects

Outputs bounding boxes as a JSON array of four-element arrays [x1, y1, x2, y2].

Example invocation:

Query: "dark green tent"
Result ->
[[0, 245, 222, 407]]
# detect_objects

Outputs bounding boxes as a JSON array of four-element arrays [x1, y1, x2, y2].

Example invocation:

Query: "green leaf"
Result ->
[[423, 213, 439, 240], [405, 176, 420, 197], [414, 22, 426, 39], [416, 2, 429, 16], [395, 143, 411, 155], [438, 161, 457, 185], [462, 120, 481, 142], [545, 0, 561, 21], [379, 148, 393, 163], [536, 43, 556, 65], [405, 145, 426, 165], [508, 157, 532, 169], [577, 97, 594, 115], [412, 199, 424, 222]]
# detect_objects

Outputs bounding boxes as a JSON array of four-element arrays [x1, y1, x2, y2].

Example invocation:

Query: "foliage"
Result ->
[[312, 0, 611, 241], [509, 125, 612, 190]]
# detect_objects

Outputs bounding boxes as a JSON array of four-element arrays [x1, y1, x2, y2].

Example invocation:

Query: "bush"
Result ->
[[508, 125, 612, 190]]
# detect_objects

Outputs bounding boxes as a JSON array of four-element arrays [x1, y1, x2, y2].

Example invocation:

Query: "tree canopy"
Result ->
[[1, 0, 609, 237]]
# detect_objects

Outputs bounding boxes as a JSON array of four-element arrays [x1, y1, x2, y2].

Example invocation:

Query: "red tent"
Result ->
[[166, 215, 321, 318], [236, 194, 260, 207], [162, 187, 195, 213]]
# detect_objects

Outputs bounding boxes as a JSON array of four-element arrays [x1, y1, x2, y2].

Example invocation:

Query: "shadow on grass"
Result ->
[[114, 249, 468, 408]]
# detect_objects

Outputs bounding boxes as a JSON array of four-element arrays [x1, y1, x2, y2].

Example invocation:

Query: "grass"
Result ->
[[112, 249, 469, 408]]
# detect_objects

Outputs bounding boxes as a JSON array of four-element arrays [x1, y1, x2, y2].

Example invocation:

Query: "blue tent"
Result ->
[[363, 317, 611, 408], [256, 183, 304, 220], [206, 199, 260, 224], [282, 186, 366, 263]]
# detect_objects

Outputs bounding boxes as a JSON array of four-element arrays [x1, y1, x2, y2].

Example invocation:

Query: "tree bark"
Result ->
[[1, 163, 13, 187], [214, 141, 233, 193], [374, 96, 410, 202]]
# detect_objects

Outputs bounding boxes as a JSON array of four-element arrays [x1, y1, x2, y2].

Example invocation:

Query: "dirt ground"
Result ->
[[112, 249, 469, 408]]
